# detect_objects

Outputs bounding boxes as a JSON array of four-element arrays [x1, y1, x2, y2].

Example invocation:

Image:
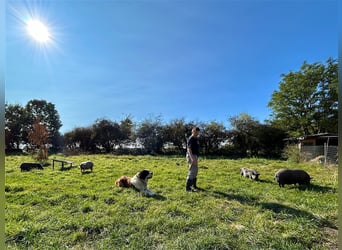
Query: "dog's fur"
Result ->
[[115, 169, 154, 196], [80, 161, 93, 173], [240, 167, 260, 181], [115, 176, 132, 187]]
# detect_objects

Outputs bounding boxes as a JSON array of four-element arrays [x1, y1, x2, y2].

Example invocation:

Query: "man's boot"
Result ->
[[193, 178, 198, 189], [186, 179, 193, 192], [192, 178, 198, 191]]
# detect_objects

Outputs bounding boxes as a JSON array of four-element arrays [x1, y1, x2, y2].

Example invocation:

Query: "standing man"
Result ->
[[186, 127, 200, 192]]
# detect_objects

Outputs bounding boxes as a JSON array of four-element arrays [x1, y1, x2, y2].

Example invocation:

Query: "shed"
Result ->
[[297, 133, 338, 147], [285, 133, 338, 164]]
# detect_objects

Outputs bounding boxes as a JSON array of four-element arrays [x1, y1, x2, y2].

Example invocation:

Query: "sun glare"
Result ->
[[8, 1, 64, 67], [26, 19, 51, 43]]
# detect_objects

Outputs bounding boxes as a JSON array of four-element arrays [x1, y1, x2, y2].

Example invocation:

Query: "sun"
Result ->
[[26, 19, 51, 43]]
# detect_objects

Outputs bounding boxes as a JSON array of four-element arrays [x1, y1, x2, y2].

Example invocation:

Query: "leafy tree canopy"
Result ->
[[268, 58, 337, 136]]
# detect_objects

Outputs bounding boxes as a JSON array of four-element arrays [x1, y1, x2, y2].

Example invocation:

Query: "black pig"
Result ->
[[20, 162, 44, 171], [275, 169, 311, 187]]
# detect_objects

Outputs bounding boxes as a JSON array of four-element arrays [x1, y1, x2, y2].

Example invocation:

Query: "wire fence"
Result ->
[[301, 145, 338, 165]]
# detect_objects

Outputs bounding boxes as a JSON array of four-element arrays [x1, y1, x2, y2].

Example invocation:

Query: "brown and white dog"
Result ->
[[115, 176, 131, 187], [115, 169, 154, 196]]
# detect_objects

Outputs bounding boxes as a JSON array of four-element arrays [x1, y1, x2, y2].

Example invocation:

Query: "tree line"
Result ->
[[5, 58, 337, 158], [63, 114, 287, 158], [5, 106, 287, 158]]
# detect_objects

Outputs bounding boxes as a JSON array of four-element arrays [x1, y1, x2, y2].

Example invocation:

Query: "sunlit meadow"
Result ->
[[5, 154, 338, 249]]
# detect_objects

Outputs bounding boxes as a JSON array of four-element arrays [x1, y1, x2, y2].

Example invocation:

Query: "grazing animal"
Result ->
[[275, 169, 311, 187], [115, 169, 155, 196], [240, 167, 260, 180], [20, 162, 44, 171], [79, 161, 93, 173]]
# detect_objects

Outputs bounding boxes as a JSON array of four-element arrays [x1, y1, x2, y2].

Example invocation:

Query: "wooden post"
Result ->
[[324, 143, 327, 165]]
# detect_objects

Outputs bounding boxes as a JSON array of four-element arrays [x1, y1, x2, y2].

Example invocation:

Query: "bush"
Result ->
[[282, 144, 305, 163]]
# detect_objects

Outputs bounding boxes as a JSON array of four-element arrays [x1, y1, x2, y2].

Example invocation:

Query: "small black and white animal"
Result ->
[[275, 169, 311, 187], [115, 169, 155, 196], [240, 167, 260, 181], [79, 161, 93, 173], [20, 162, 44, 172]]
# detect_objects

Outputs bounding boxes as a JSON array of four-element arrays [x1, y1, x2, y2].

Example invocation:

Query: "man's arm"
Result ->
[[187, 143, 197, 164]]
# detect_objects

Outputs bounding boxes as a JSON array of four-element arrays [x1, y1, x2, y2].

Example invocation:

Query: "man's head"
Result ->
[[192, 127, 200, 137]]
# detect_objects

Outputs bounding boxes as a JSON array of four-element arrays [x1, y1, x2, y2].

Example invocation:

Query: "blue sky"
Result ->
[[5, 0, 337, 133]]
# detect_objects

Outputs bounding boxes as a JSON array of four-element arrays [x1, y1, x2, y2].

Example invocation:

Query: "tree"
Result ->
[[25, 100, 63, 150], [162, 118, 188, 154], [316, 58, 338, 133], [63, 127, 94, 153], [28, 118, 49, 161], [268, 58, 338, 136], [119, 116, 134, 145], [5, 104, 29, 151], [253, 124, 287, 158], [227, 113, 287, 158], [136, 116, 164, 154], [200, 121, 227, 155], [228, 113, 260, 157], [92, 119, 121, 153]]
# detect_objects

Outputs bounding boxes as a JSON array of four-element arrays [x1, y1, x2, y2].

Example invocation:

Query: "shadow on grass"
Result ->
[[130, 189, 167, 200], [275, 183, 336, 193], [80, 170, 94, 175], [298, 183, 337, 193], [212, 191, 258, 206], [193, 187, 207, 192], [259, 201, 336, 228], [59, 167, 73, 171], [150, 194, 167, 201], [257, 179, 274, 184], [212, 190, 336, 228], [260, 202, 314, 217]]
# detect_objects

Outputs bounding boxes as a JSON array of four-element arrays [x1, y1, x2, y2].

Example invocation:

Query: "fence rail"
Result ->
[[301, 145, 338, 165]]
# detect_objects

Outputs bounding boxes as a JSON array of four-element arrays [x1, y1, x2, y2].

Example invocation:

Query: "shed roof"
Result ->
[[297, 133, 338, 140], [284, 133, 338, 142]]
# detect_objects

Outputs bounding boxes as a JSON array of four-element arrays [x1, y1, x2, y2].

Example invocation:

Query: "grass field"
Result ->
[[5, 154, 338, 249]]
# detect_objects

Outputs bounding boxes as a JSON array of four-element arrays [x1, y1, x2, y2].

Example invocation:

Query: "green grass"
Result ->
[[5, 154, 338, 249]]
